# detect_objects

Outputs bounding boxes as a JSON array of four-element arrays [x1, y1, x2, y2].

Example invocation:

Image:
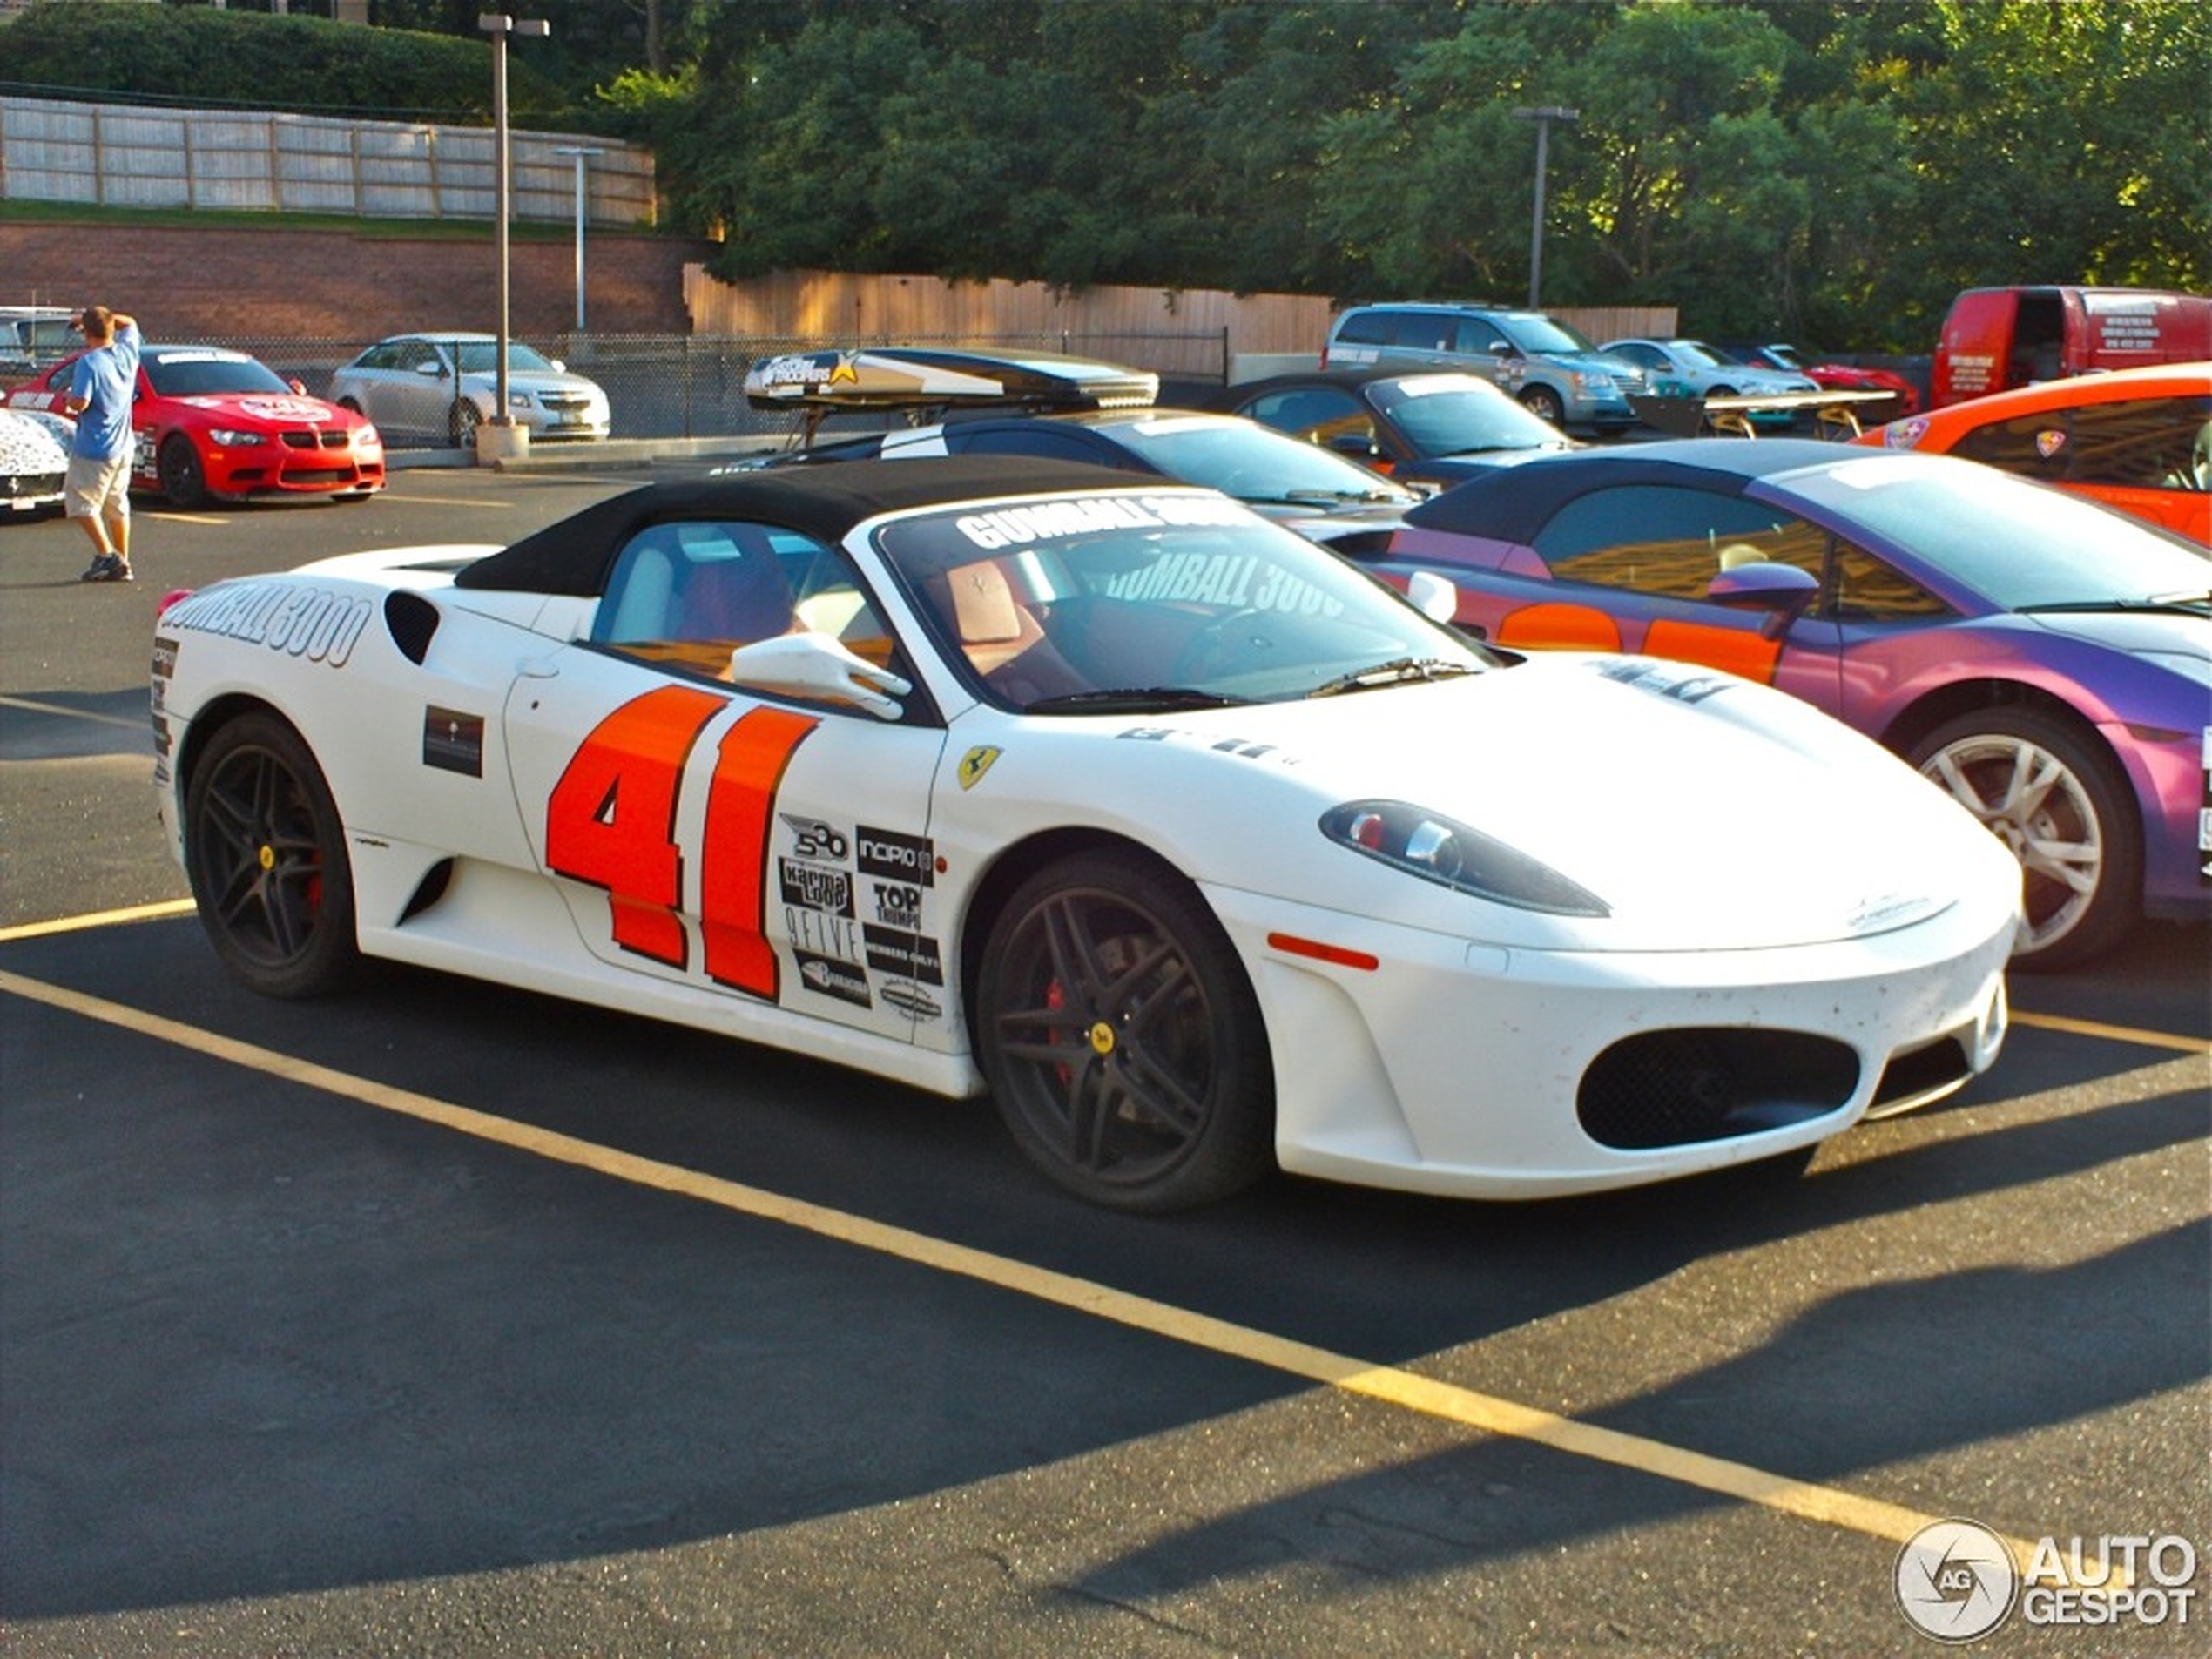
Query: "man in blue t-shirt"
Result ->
[[64, 305, 140, 583]]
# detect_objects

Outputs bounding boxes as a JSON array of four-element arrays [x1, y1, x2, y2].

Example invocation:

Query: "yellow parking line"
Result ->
[[0, 961, 2048, 1567], [384, 491, 526, 509], [0, 899, 194, 942], [2013, 1009, 2209, 1055], [0, 692, 146, 730]]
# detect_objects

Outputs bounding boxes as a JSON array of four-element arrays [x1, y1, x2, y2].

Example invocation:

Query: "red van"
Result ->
[[1931, 286, 2212, 407]]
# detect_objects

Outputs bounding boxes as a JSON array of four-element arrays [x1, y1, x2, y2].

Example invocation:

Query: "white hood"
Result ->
[[1048, 654, 2017, 954]]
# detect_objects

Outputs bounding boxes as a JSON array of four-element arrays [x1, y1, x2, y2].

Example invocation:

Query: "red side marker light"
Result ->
[[1267, 932, 1380, 972]]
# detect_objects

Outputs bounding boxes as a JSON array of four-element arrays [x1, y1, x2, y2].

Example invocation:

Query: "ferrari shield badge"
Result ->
[[957, 745, 1001, 790]]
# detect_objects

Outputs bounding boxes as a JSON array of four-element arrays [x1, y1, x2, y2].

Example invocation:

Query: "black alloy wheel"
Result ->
[[185, 713, 360, 997], [158, 434, 208, 508], [977, 849, 1273, 1211]]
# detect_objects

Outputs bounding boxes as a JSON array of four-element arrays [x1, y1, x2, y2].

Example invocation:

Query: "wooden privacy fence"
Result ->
[[0, 95, 653, 226], [682, 266, 1676, 378]]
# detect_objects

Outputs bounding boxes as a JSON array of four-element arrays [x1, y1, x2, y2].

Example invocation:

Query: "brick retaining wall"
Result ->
[[1, 220, 718, 341]]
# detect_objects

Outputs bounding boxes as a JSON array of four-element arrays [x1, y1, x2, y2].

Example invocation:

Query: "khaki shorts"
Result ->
[[65, 451, 132, 521]]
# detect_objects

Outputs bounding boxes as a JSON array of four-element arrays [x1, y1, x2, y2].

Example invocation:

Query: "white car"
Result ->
[[149, 457, 2019, 1211], [0, 406, 71, 516], [329, 332, 610, 446], [1603, 336, 1823, 429]]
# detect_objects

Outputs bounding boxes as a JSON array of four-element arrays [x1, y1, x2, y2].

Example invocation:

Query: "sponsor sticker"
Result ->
[[421, 706, 485, 777], [779, 857, 853, 916], [857, 826, 934, 887], [863, 925, 943, 986]]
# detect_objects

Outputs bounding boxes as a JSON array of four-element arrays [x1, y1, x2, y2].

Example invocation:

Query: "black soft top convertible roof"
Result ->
[[455, 455, 1150, 596], [1401, 438, 1849, 543]]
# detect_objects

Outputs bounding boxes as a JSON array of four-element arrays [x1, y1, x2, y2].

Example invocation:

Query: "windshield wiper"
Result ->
[[2019, 593, 2211, 617], [1251, 488, 1409, 508], [1442, 440, 1570, 457], [1307, 658, 1480, 698], [1022, 687, 1255, 714]]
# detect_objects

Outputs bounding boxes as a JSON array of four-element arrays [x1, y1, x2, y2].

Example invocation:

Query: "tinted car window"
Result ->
[[1828, 540, 1952, 621], [1533, 487, 1803, 598], [144, 353, 295, 397], [1949, 394, 2212, 492], [1333, 312, 1393, 347], [1244, 386, 1371, 448]]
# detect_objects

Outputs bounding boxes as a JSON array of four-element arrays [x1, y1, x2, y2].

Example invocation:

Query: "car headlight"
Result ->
[[356, 423, 382, 448], [1320, 799, 1610, 916], [205, 428, 267, 447], [509, 392, 534, 412]]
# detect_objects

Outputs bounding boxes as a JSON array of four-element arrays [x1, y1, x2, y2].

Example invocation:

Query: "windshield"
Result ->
[[1672, 341, 1730, 369], [1105, 416, 1418, 505], [1369, 374, 1569, 455], [874, 489, 1487, 712], [1779, 454, 2212, 609], [1500, 314, 1600, 355], [454, 341, 557, 374], [144, 352, 295, 397]]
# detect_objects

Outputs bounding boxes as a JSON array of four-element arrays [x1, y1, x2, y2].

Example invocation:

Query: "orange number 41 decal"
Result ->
[[546, 686, 817, 997]]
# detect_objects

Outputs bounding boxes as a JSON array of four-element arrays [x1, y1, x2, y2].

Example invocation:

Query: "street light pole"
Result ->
[[555, 145, 604, 333], [477, 12, 549, 459], [1513, 105, 1578, 310]]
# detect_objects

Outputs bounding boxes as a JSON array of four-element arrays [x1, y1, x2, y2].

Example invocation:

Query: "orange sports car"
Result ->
[[1858, 361, 2209, 543]]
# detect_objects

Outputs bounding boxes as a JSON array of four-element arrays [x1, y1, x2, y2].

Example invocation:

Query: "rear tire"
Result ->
[[185, 713, 360, 998]]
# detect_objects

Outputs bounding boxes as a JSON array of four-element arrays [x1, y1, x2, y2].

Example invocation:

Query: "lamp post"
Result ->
[[1513, 105, 1578, 310], [477, 12, 549, 461], [555, 145, 604, 333]]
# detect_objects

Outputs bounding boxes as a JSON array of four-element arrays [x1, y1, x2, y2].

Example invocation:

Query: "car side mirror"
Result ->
[[1706, 561, 1818, 638], [1325, 433, 1379, 460], [727, 631, 913, 720], [1406, 570, 1460, 624], [550, 360, 566, 374], [415, 361, 446, 379]]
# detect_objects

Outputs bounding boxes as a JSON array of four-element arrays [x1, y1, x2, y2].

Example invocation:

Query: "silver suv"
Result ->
[[1323, 303, 1645, 430]]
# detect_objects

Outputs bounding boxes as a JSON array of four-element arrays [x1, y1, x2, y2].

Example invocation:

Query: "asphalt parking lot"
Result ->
[[3, 465, 2206, 1658]]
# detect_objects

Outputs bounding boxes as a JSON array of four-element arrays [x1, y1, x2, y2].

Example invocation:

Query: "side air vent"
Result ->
[[385, 590, 440, 664]]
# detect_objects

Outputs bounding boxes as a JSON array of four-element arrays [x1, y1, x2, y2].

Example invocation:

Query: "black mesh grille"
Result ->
[[1578, 1028, 1860, 1150]]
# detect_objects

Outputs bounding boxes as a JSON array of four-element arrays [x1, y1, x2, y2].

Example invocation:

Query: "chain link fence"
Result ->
[[199, 330, 1237, 449]]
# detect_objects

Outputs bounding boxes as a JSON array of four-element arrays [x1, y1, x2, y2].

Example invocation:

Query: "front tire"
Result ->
[[1908, 706, 2141, 969], [158, 434, 207, 508], [976, 849, 1274, 1211], [1519, 384, 1566, 425], [185, 713, 360, 998], [448, 397, 482, 449]]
